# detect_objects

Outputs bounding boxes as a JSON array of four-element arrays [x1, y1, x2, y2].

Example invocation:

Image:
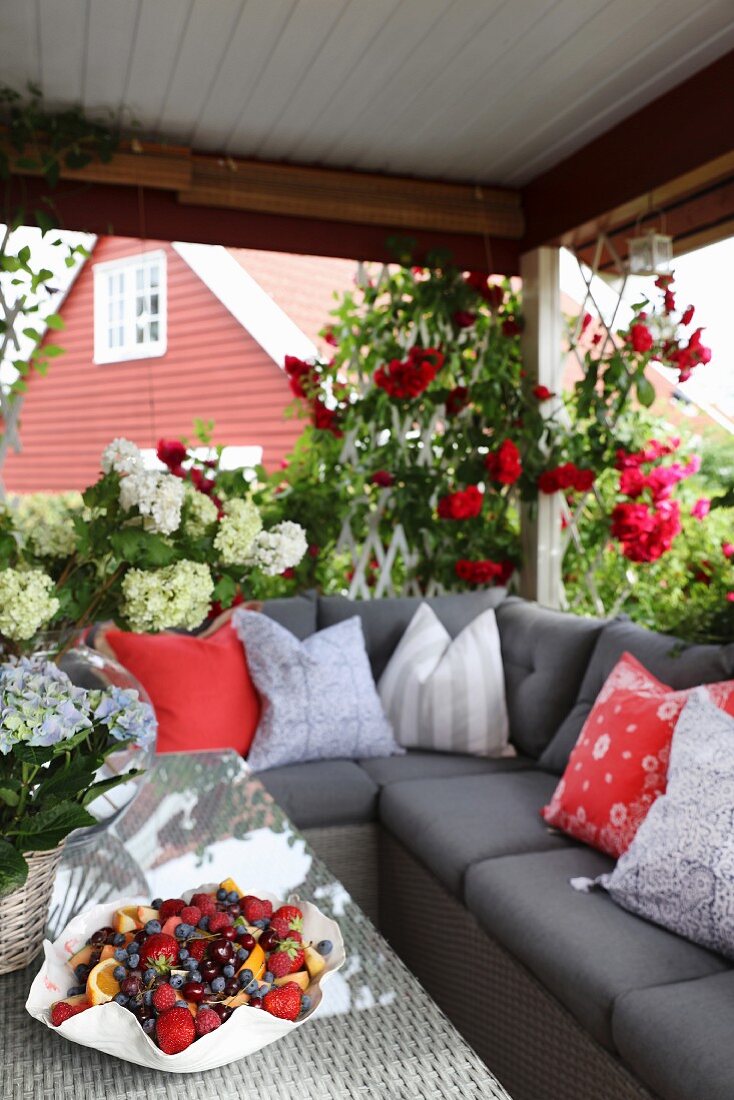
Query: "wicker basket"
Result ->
[[0, 845, 64, 975]]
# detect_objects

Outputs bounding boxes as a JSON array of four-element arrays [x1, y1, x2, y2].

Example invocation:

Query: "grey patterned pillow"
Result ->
[[599, 691, 734, 958], [233, 609, 402, 771]]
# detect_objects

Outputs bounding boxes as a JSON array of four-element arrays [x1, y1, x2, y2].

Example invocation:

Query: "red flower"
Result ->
[[538, 462, 594, 494], [445, 386, 469, 416], [581, 312, 592, 332], [322, 327, 338, 347], [628, 322, 654, 353], [611, 502, 656, 543], [188, 466, 215, 496], [614, 500, 681, 562], [437, 486, 483, 520], [668, 327, 712, 381], [573, 467, 596, 492], [370, 470, 395, 488], [455, 559, 503, 585], [311, 399, 342, 436], [284, 355, 317, 398], [619, 468, 646, 498], [501, 317, 522, 338], [655, 274, 673, 289], [281, 567, 296, 580], [308, 544, 320, 558], [485, 439, 522, 486], [591, 333, 603, 346], [452, 310, 476, 328], [681, 305, 695, 326], [691, 498, 711, 520], [532, 385, 554, 401], [663, 289, 676, 313], [374, 347, 442, 399], [157, 439, 187, 468], [727, 593, 734, 603], [464, 274, 504, 311], [722, 542, 734, 559]]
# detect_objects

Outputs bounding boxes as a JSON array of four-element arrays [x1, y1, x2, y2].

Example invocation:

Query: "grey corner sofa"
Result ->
[[256, 589, 734, 1100]]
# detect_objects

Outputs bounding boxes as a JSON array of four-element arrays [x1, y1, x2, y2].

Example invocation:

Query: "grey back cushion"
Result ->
[[540, 617, 734, 774], [262, 591, 318, 640], [317, 589, 506, 682], [496, 597, 605, 759]]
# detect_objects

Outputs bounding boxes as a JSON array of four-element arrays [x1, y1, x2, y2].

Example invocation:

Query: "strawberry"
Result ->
[[271, 904, 303, 933], [241, 896, 271, 923], [187, 938, 207, 962], [50, 999, 90, 1026], [155, 1006, 196, 1054], [158, 899, 185, 922], [141, 933, 179, 973], [151, 983, 178, 1013], [190, 892, 216, 916], [179, 905, 201, 926], [270, 917, 302, 941], [208, 911, 233, 934], [267, 938, 305, 977], [262, 983, 302, 1021], [194, 1006, 221, 1036]]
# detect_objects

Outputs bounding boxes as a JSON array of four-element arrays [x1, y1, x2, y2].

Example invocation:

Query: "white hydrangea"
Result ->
[[12, 492, 82, 559], [119, 470, 185, 536], [213, 498, 263, 564], [101, 437, 142, 476], [247, 521, 308, 576], [182, 484, 219, 538], [120, 561, 214, 632], [0, 568, 60, 641]]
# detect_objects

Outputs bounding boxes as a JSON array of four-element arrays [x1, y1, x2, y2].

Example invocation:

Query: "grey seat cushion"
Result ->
[[318, 590, 506, 681], [258, 759, 378, 829], [360, 749, 534, 786], [262, 591, 318, 640], [495, 597, 605, 758], [380, 769, 571, 895], [540, 617, 734, 774], [612, 972, 734, 1100], [464, 848, 729, 1050]]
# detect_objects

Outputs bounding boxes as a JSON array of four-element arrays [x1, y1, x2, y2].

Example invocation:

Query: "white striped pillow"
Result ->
[[378, 603, 510, 756]]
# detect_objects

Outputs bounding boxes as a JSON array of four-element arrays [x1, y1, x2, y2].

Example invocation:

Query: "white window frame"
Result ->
[[93, 250, 167, 364]]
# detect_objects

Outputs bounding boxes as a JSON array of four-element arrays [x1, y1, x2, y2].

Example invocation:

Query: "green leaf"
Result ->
[[211, 574, 237, 607], [12, 743, 55, 766], [0, 840, 28, 900], [42, 343, 65, 358], [44, 312, 65, 330], [11, 801, 96, 850], [635, 375, 656, 407], [34, 208, 58, 235], [81, 769, 143, 807], [0, 786, 20, 807]]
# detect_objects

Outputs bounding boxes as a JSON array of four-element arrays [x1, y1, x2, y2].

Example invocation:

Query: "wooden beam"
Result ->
[[5, 140, 192, 191], [522, 50, 734, 249]]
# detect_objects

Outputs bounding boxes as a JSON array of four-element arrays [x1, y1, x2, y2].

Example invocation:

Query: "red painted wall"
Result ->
[[3, 237, 304, 492]]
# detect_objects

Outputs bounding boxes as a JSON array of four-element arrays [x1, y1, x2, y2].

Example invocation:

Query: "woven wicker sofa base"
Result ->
[[377, 830, 657, 1100], [302, 823, 379, 926]]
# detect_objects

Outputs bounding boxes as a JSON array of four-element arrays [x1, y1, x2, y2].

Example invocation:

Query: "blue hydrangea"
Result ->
[[91, 686, 156, 749]]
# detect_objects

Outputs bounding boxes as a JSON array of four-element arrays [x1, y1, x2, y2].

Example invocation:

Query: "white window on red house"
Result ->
[[93, 250, 167, 364]]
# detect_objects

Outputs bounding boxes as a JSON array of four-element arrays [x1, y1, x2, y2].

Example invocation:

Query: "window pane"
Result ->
[[149, 321, 159, 341], [149, 265, 159, 289], [136, 324, 146, 344], [136, 295, 145, 318], [150, 293, 159, 317], [136, 266, 144, 291]]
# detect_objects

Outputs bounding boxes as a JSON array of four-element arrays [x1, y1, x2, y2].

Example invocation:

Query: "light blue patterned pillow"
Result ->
[[599, 690, 734, 958], [233, 609, 403, 771]]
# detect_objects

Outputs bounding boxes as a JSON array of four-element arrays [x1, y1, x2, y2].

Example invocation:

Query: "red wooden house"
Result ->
[[3, 237, 356, 492]]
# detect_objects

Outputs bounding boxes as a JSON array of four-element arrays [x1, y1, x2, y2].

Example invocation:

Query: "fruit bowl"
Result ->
[[26, 884, 344, 1072]]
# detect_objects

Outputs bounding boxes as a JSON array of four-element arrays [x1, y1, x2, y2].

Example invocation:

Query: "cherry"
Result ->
[[209, 939, 234, 964], [237, 933, 256, 952], [90, 927, 113, 946], [120, 976, 142, 997], [224, 978, 238, 996], [220, 927, 237, 942], [134, 930, 148, 944], [258, 930, 278, 953], [210, 1003, 232, 1023], [88, 949, 102, 967], [200, 961, 220, 983], [182, 981, 205, 1004]]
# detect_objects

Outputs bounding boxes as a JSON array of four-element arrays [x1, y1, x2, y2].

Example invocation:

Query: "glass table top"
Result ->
[[3, 751, 512, 1099]]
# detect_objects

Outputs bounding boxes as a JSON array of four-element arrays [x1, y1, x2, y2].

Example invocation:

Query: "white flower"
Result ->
[[119, 470, 185, 535], [101, 437, 142, 476], [182, 485, 219, 538], [214, 499, 263, 564], [12, 492, 82, 558], [247, 521, 308, 576], [592, 733, 611, 760], [0, 569, 60, 641], [121, 561, 214, 632]]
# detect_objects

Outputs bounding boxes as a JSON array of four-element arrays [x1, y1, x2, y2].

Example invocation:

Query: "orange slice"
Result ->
[[113, 906, 143, 933], [68, 944, 95, 970], [219, 877, 242, 897], [87, 957, 122, 1006], [237, 942, 265, 981]]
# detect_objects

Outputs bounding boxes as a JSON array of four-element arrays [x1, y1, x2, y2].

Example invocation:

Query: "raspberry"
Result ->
[[188, 938, 207, 962], [152, 983, 178, 1013], [190, 893, 216, 915], [158, 899, 185, 922], [50, 999, 89, 1026], [179, 906, 202, 926], [241, 896, 270, 923], [208, 912, 233, 934], [194, 1006, 221, 1036]]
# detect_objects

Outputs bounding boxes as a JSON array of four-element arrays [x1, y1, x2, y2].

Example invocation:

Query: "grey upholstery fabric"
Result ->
[[359, 749, 534, 786], [380, 769, 570, 895], [495, 597, 605, 759], [612, 972, 734, 1100], [540, 616, 734, 774], [262, 590, 318, 639], [258, 759, 379, 829], [318, 590, 506, 681], [464, 848, 729, 1050]]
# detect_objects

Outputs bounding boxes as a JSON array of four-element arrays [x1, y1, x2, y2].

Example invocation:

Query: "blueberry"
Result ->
[[127, 953, 140, 970], [185, 958, 198, 972], [113, 965, 126, 981], [246, 979, 259, 993], [178, 948, 189, 961], [227, 890, 239, 903], [198, 916, 209, 930], [142, 1018, 156, 1035], [175, 999, 188, 1009], [249, 989, 262, 1001], [73, 964, 90, 982], [143, 990, 153, 1006], [222, 964, 235, 978], [66, 984, 84, 997], [236, 948, 248, 962], [191, 971, 202, 984], [301, 994, 312, 1012], [169, 974, 184, 989], [210, 976, 226, 993], [144, 920, 161, 935], [112, 933, 125, 946], [316, 940, 333, 956], [238, 968, 253, 987], [151, 898, 163, 909], [113, 993, 129, 1006], [253, 918, 268, 929], [175, 923, 192, 939], [216, 888, 227, 901], [112, 948, 126, 963], [143, 968, 156, 984], [263, 971, 274, 984]]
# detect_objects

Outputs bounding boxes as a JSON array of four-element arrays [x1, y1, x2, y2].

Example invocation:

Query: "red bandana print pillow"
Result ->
[[542, 652, 734, 858]]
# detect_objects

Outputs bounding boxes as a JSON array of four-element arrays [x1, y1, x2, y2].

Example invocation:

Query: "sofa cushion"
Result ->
[[359, 749, 534, 786], [262, 590, 317, 639], [540, 616, 734, 774], [258, 759, 379, 829], [380, 769, 571, 895], [495, 597, 605, 759], [317, 589, 506, 681], [464, 848, 729, 1050], [612, 972, 734, 1100]]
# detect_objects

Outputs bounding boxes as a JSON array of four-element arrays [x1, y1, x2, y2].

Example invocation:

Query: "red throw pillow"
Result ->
[[542, 652, 734, 858], [100, 619, 261, 756]]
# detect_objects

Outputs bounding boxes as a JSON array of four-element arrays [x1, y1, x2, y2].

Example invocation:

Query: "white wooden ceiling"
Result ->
[[3, 0, 733, 186]]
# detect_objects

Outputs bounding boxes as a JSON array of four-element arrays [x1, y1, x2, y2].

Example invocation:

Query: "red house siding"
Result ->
[[3, 237, 304, 492]]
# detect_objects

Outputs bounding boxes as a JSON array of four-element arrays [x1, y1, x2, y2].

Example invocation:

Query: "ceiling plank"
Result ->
[[521, 49, 734, 249]]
